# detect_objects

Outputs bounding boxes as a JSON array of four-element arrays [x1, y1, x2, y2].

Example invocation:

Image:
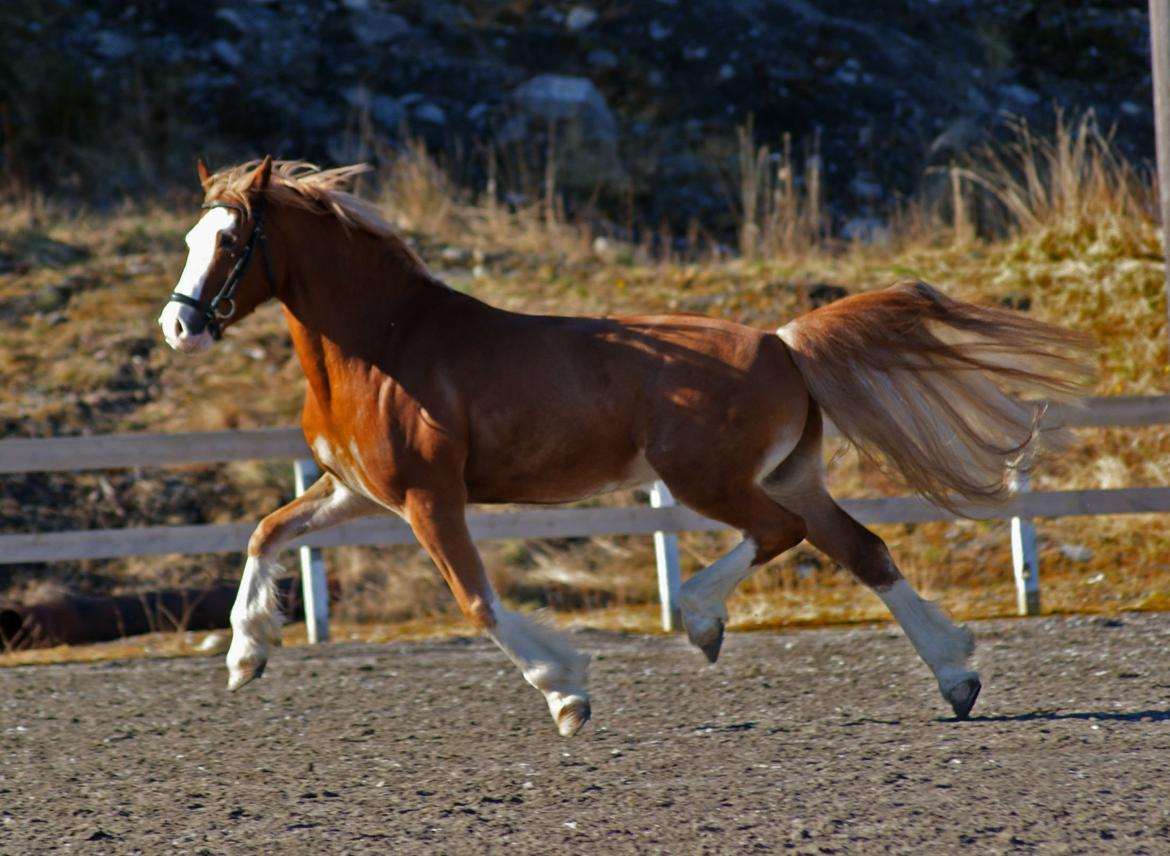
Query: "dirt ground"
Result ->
[[2, 613, 1169, 855]]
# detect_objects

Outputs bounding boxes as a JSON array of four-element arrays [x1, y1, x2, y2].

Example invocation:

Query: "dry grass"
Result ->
[[735, 116, 825, 259], [1, 111, 1167, 659]]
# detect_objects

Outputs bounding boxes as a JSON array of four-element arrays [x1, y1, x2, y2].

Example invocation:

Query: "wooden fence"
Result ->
[[2, 395, 1168, 638]]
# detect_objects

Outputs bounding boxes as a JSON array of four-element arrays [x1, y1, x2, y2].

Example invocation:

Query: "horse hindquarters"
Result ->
[[766, 280, 1091, 716], [776, 279, 1094, 513]]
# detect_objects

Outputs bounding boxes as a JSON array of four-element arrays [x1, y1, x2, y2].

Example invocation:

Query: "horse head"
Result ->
[[159, 156, 278, 353]]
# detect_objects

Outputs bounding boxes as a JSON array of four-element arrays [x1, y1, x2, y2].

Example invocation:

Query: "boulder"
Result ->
[[510, 74, 622, 189]]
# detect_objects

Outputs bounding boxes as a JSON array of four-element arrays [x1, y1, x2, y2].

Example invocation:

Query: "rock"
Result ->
[[371, 95, 403, 130], [1060, 544, 1094, 562], [928, 117, 982, 162], [566, 6, 598, 32], [93, 30, 135, 61], [999, 83, 1041, 108], [4, 0, 1158, 235], [510, 74, 622, 189], [214, 8, 247, 33], [413, 102, 446, 125], [343, 85, 370, 109], [210, 39, 243, 69], [587, 48, 619, 70], [34, 284, 73, 314], [466, 102, 491, 125], [301, 98, 342, 133], [841, 217, 889, 244], [348, 9, 410, 47], [848, 174, 883, 202], [512, 75, 616, 141]]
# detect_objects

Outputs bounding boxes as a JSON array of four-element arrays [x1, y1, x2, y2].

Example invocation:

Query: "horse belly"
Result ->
[[464, 435, 654, 504]]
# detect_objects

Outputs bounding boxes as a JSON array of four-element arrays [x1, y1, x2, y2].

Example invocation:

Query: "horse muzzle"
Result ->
[[159, 299, 215, 353]]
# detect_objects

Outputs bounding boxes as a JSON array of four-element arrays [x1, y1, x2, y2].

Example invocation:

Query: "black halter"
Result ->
[[167, 199, 277, 340]]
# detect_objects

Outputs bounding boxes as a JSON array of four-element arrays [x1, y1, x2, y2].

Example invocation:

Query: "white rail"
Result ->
[[2, 396, 1168, 627]]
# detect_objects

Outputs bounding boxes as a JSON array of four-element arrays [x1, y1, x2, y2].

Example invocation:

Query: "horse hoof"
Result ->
[[226, 660, 266, 692], [555, 696, 591, 737], [946, 676, 981, 720], [699, 629, 724, 663], [684, 613, 725, 663]]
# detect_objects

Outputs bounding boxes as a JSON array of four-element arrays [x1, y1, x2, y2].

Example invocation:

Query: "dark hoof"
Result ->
[[682, 610, 725, 662], [698, 621, 725, 663], [948, 677, 981, 720]]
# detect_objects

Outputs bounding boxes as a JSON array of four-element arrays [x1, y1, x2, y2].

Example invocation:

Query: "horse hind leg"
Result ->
[[762, 418, 981, 719], [666, 482, 807, 663]]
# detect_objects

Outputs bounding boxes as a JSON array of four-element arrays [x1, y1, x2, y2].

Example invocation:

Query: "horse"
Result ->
[[158, 157, 1093, 736]]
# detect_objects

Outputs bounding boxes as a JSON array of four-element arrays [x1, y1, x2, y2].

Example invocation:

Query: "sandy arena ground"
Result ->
[[2, 613, 1169, 854]]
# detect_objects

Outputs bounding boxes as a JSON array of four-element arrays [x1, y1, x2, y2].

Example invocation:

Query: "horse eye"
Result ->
[[221, 233, 237, 249]]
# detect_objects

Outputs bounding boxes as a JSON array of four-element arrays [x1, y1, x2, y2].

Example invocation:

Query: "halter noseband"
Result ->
[[166, 199, 277, 340]]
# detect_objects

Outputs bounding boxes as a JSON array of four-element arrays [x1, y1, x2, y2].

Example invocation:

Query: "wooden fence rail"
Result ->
[[2, 395, 1165, 474], [2, 395, 1169, 632]]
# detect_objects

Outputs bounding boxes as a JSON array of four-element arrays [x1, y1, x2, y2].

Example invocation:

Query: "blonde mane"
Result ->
[[203, 160, 425, 268]]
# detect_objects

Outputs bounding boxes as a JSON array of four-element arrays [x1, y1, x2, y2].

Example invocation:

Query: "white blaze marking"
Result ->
[[159, 206, 237, 350], [175, 206, 237, 300]]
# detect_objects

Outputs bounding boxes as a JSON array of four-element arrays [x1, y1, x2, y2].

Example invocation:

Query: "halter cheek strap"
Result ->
[[167, 199, 277, 340]]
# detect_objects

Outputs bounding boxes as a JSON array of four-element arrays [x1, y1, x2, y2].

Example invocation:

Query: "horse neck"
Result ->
[[267, 205, 441, 400]]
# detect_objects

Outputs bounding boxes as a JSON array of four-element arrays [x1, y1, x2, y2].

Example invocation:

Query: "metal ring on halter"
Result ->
[[214, 297, 236, 320]]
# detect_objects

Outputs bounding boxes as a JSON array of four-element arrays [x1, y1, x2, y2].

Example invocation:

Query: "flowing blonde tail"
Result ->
[[778, 280, 1095, 513]]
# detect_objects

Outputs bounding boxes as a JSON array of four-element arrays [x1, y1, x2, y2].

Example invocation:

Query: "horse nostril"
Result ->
[[173, 317, 186, 339]]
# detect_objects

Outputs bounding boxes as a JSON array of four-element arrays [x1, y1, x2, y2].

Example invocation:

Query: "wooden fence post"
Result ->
[[649, 481, 682, 631], [293, 458, 330, 643], [1010, 467, 1041, 616], [1150, 0, 1170, 350]]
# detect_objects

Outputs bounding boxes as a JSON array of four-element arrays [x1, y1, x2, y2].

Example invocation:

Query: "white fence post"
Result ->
[[649, 481, 681, 631], [1010, 467, 1041, 616], [293, 458, 330, 643]]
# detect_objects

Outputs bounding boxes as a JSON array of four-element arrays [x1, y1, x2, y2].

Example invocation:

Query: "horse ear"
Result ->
[[250, 155, 274, 191], [196, 158, 210, 188]]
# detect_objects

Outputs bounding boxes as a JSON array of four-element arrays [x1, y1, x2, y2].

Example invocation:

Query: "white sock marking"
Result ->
[[486, 602, 590, 731], [226, 554, 284, 685], [679, 538, 758, 622], [878, 579, 976, 691]]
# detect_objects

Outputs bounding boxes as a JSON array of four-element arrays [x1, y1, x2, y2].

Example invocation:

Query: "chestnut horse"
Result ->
[[159, 158, 1092, 735]]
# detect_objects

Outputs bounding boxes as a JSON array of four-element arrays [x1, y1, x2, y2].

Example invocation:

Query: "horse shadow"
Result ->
[[840, 708, 1170, 727], [962, 708, 1170, 724]]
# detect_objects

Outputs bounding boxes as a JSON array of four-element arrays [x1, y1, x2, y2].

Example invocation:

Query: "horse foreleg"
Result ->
[[405, 487, 591, 737], [227, 473, 379, 691]]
